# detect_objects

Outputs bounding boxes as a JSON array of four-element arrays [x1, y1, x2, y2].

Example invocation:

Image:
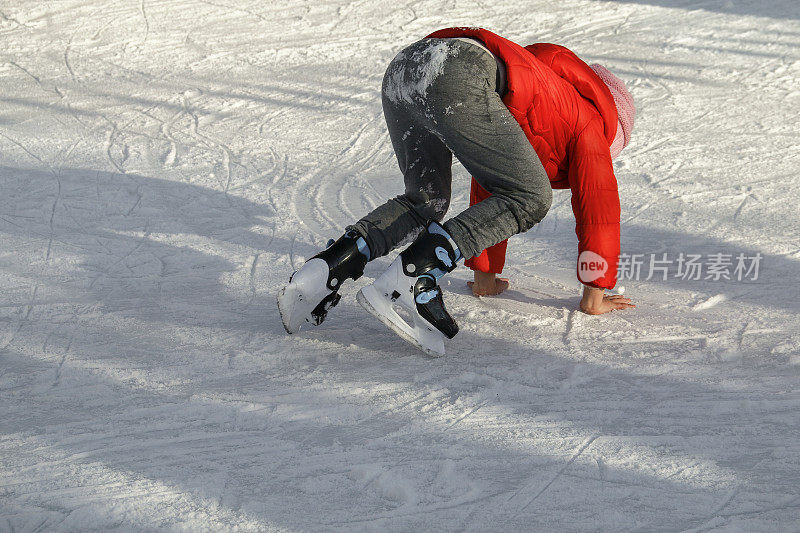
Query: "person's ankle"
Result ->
[[474, 271, 496, 285]]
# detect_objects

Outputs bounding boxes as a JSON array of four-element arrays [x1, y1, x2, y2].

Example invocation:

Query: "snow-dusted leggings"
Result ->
[[348, 38, 552, 260]]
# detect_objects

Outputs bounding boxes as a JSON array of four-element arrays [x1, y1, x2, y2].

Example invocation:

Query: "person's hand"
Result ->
[[580, 286, 635, 315], [467, 271, 509, 296]]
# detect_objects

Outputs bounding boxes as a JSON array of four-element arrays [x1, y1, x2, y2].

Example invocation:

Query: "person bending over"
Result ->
[[279, 27, 636, 355]]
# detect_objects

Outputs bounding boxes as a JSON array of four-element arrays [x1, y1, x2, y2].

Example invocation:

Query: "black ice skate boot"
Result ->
[[357, 221, 462, 357], [278, 230, 370, 333]]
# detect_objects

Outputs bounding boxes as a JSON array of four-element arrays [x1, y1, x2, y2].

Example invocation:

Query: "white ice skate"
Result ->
[[278, 231, 370, 334], [357, 222, 461, 357], [278, 258, 340, 333]]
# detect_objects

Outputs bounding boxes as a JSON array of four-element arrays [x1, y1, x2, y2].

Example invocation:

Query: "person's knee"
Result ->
[[506, 185, 552, 232], [515, 169, 553, 228], [522, 186, 552, 230]]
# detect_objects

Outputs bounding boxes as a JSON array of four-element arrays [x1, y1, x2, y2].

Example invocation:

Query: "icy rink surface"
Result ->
[[1, 1, 799, 531]]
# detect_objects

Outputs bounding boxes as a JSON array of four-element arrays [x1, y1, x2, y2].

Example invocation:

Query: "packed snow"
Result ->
[[1, 0, 799, 531]]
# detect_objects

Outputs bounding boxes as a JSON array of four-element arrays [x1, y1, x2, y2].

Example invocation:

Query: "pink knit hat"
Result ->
[[590, 64, 635, 159]]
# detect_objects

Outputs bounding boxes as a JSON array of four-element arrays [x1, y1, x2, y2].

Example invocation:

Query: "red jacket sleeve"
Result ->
[[463, 178, 508, 274], [568, 118, 620, 290]]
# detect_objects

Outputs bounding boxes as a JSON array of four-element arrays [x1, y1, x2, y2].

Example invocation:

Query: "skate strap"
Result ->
[[356, 236, 371, 261], [415, 286, 440, 304], [345, 230, 372, 261], [319, 231, 371, 290], [426, 267, 449, 281], [428, 222, 462, 263]]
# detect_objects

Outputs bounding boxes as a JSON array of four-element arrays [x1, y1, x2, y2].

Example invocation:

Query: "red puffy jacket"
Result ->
[[427, 27, 622, 290]]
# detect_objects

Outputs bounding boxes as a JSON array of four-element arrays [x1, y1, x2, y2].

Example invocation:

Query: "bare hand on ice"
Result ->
[[580, 286, 636, 315]]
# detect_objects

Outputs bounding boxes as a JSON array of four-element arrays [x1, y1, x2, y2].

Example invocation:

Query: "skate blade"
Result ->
[[357, 285, 446, 357], [277, 259, 333, 334]]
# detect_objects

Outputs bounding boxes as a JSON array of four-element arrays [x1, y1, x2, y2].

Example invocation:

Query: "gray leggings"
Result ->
[[348, 38, 552, 260]]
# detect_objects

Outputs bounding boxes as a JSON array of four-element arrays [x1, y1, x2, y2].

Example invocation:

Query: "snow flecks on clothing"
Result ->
[[420, 181, 437, 195], [428, 197, 449, 217], [396, 226, 424, 249], [384, 41, 459, 106]]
